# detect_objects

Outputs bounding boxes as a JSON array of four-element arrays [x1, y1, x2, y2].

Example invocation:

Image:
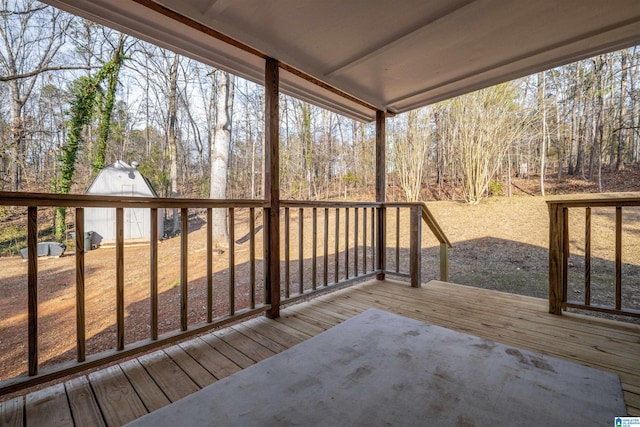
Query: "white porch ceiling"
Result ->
[[45, 0, 640, 122]]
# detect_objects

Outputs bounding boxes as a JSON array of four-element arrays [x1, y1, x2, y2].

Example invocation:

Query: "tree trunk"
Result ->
[[538, 72, 546, 197], [210, 70, 234, 245], [616, 49, 628, 171], [168, 54, 180, 234]]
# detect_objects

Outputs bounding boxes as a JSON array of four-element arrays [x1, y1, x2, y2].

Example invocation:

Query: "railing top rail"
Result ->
[[420, 203, 452, 248], [280, 200, 380, 208], [546, 192, 640, 208], [0, 191, 267, 209]]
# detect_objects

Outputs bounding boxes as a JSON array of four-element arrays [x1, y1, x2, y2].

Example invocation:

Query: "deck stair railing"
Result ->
[[0, 192, 450, 395], [548, 195, 640, 319]]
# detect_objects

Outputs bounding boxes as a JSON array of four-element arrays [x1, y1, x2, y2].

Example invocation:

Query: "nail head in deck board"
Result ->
[[231, 323, 288, 354], [179, 339, 242, 380], [0, 397, 23, 427], [137, 351, 199, 402], [25, 383, 74, 427], [65, 376, 106, 427], [119, 358, 171, 413], [198, 333, 255, 369], [215, 328, 277, 363], [164, 345, 217, 388], [88, 364, 148, 426]]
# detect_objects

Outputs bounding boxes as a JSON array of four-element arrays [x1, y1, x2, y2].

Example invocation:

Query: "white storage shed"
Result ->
[[85, 160, 164, 245]]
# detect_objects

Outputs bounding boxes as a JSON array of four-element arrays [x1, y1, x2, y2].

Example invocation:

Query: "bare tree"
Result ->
[[445, 83, 526, 204], [393, 109, 430, 202], [0, 0, 74, 190], [210, 69, 234, 244]]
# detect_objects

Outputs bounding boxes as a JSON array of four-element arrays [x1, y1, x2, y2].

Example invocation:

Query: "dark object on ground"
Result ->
[[20, 242, 66, 259], [235, 224, 263, 244]]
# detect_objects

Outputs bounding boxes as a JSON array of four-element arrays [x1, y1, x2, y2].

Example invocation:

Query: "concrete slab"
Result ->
[[126, 309, 626, 426]]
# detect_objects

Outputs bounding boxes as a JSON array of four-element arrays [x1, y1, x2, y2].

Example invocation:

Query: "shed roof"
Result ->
[[45, 0, 640, 122]]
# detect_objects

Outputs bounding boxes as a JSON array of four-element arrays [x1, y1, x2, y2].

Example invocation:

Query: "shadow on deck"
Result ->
[[1, 279, 639, 425]]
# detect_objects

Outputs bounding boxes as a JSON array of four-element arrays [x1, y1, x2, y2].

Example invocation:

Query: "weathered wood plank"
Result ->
[[164, 345, 216, 388], [25, 383, 73, 426], [89, 364, 148, 427], [198, 333, 255, 369], [242, 317, 307, 348], [179, 338, 242, 380], [65, 376, 106, 427], [0, 397, 23, 427], [137, 350, 199, 402], [231, 323, 288, 353], [119, 358, 171, 413], [215, 328, 276, 362]]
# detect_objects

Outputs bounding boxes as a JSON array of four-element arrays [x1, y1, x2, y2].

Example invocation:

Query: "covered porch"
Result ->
[[1, 279, 639, 425], [1, 0, 639, 424]]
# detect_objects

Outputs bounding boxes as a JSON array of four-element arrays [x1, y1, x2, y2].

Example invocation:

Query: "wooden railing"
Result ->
[[0, 193, 450, 394], [0, 192, 269, 395], [548, 194, 640, 319]]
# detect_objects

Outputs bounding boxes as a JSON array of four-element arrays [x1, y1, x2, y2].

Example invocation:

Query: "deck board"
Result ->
[[3, 279, 640, 424], [88, 365, 148, 427], [65, 376, 106, 427], [25, 383, 73, 426], [119, 359, 171, 413], [137, 351, 199, 402], [0, 397, 23, 427]]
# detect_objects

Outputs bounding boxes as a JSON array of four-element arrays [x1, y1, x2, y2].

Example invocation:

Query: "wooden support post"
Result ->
[[75, 208, 86, 362], [27, 206, 38, 376], [375, 110, 386, 280], [548, 203, 564, 315], [410, 205, 422, 288], [265, 57, 281, 319], [439, 243, 449, 282]]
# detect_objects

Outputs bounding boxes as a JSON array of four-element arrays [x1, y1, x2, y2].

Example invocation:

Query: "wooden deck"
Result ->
[[1, 279, 639, 425]]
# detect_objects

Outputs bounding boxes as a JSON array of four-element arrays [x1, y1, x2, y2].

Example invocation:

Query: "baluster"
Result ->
[[284, 207, 290, 298], [615, 206, 622, 310], [229, 208, 235, 315], [75, 208, 86, 362], [584, 207, 591, 306], [116, 207, 125, 349], [312, 207, 317, 291], [298, 208, 304, 295], [250, 207, 256, 309], [206, 208, 213, 322], [27, 206, 38, 375]]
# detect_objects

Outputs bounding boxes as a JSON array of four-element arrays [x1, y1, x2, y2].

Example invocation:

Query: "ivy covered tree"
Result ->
[[54, 50, 125, 240]]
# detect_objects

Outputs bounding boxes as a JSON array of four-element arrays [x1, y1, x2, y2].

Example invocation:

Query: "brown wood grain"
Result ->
[[75, 208, 86, 362], [65, 376, 106, 427], [27, 206, 38, 376]]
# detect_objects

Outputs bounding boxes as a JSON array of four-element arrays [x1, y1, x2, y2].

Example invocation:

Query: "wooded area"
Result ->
[[1, 1, 639, 204]]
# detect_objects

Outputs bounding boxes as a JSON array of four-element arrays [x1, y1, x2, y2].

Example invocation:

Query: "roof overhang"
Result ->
[[44, 0, 640, 122]]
